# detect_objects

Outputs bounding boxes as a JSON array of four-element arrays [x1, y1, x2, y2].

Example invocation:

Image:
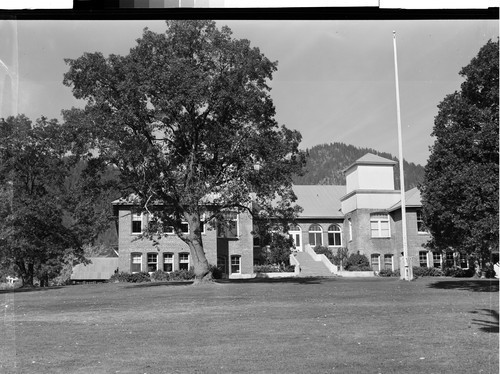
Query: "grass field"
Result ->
[[0, 277, 498, 374]]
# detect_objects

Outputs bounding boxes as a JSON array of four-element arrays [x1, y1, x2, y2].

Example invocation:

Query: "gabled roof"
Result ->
[[387, 187, 422, 212], [343, 153, 397, 173], [292, 185, 346, 219]]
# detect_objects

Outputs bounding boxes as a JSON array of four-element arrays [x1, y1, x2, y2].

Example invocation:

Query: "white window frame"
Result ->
[[383, 254, 393, 271], [416, 210, 427, 234], [163, 253, 174, 272], [308, 224, 323, 247], [327, 224, 342, 247], [370, 213, 390, 238], [371, 253, 380, 271], [131, 213, 143, 235], [131, 253, 142, 273], [179, 253, 190, 270], [230, 255, 241, 274], [147, 253, 158, 272], [432, 252, 442, 268], [288, 224, 302, 250], [419, 251, 428, 268]]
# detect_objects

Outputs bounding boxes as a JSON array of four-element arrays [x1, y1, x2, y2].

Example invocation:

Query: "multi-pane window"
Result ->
[[458, 253, 468, 269], [445, 251, 455, 268], [131, 213, 143, 234], [371, 254, 380, 271], [163, 253, 173, 272], [384, 254, 393, 271], [147, 253, 158, 272], [179, 253, 189, 270], [131, 253, 142, 272], [370, 214, 390, 238], [308, 224, 323, 246], [327, 224, 342, 246], [419, 251, 428, 267], [289, 224, 302, 250], [416, 211, 427, 233], [218, 212, 238, 238], [231, 255, 241, 274], [432, 252, 442, 268]]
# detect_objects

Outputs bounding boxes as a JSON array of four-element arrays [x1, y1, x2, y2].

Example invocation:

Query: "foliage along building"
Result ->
[[108, 153, 446, 279]]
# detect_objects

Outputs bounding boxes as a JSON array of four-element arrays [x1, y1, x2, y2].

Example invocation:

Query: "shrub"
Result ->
[[443, 267, 474, 278], [378, 269, 399, 277], [169, 269, 195, 281], [313, 246, 336, 263], [345, 252, 371, 271], [347, 265, 373, 272], [109, 271, 151, 283], [127, 272, 151, 283], [150, 270, 171, 281], [109, 271, 131, 283], [412, 266, 442, 277], [209, 265, 224, 279], [254, 264, 295, 273]]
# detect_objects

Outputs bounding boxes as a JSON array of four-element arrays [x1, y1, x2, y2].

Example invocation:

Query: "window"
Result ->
[[327, 224, 342, 246], [371, 254, 380, 271], [179, 253, 189, 270], [131, 213, 143, 234], [432, 252, 442, 268], [231, 255, 241, 274], [180, 222, 189, 234], [417, 211, 427, 233], [384, 254, 393, 271], [163, 253, 173, 272], [370, 214, 390, 238], [458, 253, 468, 269], [217, 256, 227, 275], [445, 251, 454, 268], [288, 224, 302, 249], [218, 212, 238, 238], [419, 251, 428, 267], [308, 224, 323, 246], [348, 219, 352, 242], [131, 253, 142, 272], [147, 253, 158, 272]]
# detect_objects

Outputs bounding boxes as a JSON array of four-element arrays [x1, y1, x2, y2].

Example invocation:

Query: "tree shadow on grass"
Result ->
[[470, 309, 499, 333], [426, 279, 499, 292], [0, 286, 65, 294], [124, 281, 194, 289], [216, 276, 333, 285]]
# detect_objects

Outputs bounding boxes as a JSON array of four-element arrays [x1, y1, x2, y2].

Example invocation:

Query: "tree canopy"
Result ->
[[63, 20, 305, 281], [420, 39, 499, 268]]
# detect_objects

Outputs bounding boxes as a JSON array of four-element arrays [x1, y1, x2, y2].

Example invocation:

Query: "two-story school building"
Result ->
[[108, 153, 441, 279]]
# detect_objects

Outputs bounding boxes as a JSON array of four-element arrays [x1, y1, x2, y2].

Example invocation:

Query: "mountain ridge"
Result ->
[[293, 142, 425, 191]]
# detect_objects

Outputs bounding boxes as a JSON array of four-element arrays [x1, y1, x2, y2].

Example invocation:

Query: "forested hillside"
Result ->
[[293, 143, 425, 191]]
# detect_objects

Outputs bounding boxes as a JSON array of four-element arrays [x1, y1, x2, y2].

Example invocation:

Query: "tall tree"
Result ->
[[63, 20, 305, 282], [0, 115, 86, 286], [420, 39, 499, 271]]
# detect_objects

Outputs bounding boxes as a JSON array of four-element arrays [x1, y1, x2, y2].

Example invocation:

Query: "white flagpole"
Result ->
[[392, 31, 411, 281]]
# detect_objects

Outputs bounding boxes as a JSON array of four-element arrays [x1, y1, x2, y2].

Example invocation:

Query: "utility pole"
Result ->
[[392, 31, 412, 281]]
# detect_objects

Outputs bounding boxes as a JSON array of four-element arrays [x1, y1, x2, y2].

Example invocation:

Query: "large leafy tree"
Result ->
[[63, 20, 305, 281], [420, 39, 499, 270], [0, 115, 85, 286]]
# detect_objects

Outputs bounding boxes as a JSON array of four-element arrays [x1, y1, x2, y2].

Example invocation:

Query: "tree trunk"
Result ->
[[185, 212, 211, 283]]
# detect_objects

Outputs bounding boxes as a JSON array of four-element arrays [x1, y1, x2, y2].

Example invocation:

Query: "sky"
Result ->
[[0, 18, 497, 166]]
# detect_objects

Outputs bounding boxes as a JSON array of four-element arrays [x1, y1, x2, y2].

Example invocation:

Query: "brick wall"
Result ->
[[116, 206, 254, 276]]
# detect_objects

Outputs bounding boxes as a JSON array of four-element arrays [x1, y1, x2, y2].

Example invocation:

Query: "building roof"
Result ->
[[343, 153, 397, 173], [292, 185, 346, 219], [71, 257, 120, 280], [387, 187, 423, 212]]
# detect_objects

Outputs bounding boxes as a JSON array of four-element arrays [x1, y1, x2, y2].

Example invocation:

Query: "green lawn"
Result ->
[[0, 277, 498, 374]]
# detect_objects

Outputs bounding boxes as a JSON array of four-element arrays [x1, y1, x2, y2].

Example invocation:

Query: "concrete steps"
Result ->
[[294, 252, 335, 277]]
